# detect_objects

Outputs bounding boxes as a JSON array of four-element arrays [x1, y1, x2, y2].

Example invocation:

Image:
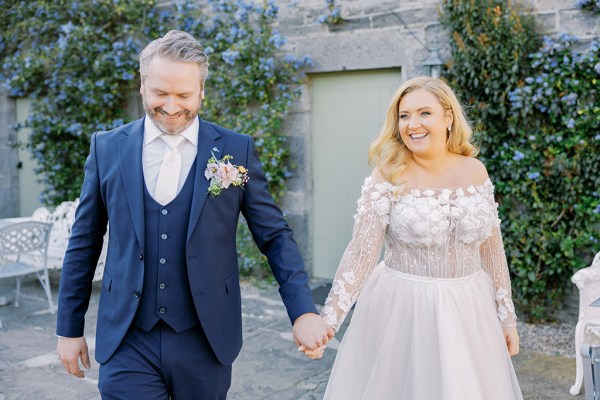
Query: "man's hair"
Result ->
[[139, 30, 209, 83]]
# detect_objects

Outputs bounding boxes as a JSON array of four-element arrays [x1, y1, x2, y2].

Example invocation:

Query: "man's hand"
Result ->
[[503, 326, 520, 357], [57, 336, 90, 378], [293, 313, 334, 355]]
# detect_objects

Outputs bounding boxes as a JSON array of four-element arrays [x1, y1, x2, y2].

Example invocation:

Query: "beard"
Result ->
[[142, 99, 200, 135]]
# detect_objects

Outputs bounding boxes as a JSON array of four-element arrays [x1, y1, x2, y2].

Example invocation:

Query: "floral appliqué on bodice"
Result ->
[[321, 176, 517, 332]]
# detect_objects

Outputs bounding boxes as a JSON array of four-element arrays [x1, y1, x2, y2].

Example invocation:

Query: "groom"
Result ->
[[56, 30, 333, 399]]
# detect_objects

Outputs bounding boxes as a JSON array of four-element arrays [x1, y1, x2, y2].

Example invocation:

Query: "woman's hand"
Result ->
[[299, 344, 327, 360], [503, 325, 520, 357]]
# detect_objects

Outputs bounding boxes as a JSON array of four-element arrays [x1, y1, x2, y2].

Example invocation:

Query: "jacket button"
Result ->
[[159, 283, 166, 289], [159, 258, 166, 265], [159, 307, 166, 314], [139, 254, 144, 261], [133, 290, 141, 298]]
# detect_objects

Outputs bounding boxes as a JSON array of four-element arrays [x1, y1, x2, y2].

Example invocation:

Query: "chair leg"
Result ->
[[570, 320, 585, 395], [15, 276, 21, 308], [36, 269, 55, 315]]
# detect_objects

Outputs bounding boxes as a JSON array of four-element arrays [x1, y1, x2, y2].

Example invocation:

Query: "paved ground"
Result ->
[[0, 274, 580, 399]]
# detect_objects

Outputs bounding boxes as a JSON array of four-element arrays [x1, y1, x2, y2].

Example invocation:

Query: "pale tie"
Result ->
[[154, 134, 185, 205]]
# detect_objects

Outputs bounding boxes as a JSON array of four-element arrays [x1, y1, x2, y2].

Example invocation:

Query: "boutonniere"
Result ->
[[204, 152, 249, 196]]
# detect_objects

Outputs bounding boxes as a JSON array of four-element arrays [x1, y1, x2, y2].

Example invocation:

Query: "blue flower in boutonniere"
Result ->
[[204, 153, 249, 196]]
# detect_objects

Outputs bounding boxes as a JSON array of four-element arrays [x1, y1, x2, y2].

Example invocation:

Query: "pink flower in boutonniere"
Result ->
[[204, 152, 249, 196]]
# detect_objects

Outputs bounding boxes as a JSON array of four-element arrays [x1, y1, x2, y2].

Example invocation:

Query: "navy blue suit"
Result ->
[[56, 117, 317, 396]]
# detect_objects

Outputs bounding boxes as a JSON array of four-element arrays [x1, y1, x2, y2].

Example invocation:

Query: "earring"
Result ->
[[447, 124, 452, 132]]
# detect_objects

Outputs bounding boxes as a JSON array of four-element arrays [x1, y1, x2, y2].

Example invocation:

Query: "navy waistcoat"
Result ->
[[133, 159, 200, 332]]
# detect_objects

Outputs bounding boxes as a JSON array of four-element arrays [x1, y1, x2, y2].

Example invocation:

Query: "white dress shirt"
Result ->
[[142, 116, 199, 200]]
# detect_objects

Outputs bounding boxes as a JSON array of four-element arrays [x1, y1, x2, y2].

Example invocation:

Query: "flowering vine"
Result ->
[[441, 0, 599, 321], [1, 0, 311, 278]]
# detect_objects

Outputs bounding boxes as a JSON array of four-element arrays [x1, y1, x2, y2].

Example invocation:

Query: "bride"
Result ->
[[304, 76, 523, 400]]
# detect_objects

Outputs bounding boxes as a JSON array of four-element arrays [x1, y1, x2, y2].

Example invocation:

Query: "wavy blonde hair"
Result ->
[[368, 76, 478, 184]]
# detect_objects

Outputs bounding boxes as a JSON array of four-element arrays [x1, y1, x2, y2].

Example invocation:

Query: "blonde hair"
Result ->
[[368, 76, 478, 184]]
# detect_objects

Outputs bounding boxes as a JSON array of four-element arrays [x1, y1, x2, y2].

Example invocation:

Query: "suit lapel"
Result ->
[[118, 118, 145, 251], [187, 118, 223, 241]]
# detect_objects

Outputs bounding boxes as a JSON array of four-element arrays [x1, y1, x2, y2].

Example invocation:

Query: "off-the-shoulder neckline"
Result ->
[[366, 176, 493, 193]]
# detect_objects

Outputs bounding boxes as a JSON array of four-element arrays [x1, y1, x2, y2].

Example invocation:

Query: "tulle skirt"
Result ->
[[324, 263, 523, 400]]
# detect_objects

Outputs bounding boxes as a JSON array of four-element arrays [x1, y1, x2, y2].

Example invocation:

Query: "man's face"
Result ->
[[140, 56, 205, 135]]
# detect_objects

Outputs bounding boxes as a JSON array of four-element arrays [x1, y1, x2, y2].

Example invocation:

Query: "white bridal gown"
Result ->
[[321, 176, 523, 400]]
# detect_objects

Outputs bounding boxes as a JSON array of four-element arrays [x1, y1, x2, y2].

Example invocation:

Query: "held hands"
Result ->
[[503, 325, 520, 357], [293, 313, 335, 360], [57, 336, 91, 378]]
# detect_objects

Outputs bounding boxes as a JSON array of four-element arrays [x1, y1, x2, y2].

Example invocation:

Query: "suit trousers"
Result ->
[[98, 321, 231, 400]]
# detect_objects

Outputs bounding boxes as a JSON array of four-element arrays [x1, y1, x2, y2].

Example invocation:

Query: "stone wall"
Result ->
[[0, 89, 19, 217]]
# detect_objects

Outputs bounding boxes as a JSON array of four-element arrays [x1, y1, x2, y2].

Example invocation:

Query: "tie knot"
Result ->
[[161, 134, 185, 150]]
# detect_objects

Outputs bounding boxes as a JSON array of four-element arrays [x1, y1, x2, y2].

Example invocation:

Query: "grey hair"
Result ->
[[139, 30, 209, 83]]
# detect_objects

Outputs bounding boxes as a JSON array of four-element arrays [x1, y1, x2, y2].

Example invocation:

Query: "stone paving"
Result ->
[[0, 275, 579, 399]]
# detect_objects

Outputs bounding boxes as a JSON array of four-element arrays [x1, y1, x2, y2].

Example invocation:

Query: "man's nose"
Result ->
[[162, 96, 180, 114]]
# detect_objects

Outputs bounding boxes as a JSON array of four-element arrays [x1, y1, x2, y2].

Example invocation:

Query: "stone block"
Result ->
[[281, 190, 306, 214], [296, 29, 411, 73], [284, 135, 307, 191], [282, 212, 309, 261], [281, 111, 310, 138], [425, 23, 449, 50], [327, 16, 372, 33], [538, 12, 557, 32], [372, 7, 439, 30], [533, 0, 568, 12], [558, 9, 600, 37], [344, 1, 401, 18]]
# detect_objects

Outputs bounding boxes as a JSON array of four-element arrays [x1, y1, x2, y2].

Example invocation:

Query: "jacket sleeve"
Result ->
[[240, 136, 317, 323], [56, 132, 108, 337]]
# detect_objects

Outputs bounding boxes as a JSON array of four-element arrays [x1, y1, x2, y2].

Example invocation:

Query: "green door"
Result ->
[[17, 98, 45, 216], [311, 69, 403, 279]]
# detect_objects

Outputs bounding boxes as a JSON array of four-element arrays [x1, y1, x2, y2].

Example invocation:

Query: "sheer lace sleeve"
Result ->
[[479, 183, 517, 327], [320, 175, 395, 332]]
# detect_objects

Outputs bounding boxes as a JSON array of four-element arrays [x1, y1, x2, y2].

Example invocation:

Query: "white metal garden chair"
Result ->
[[571, 251, 600, 396], [0, 221, 54, 329]]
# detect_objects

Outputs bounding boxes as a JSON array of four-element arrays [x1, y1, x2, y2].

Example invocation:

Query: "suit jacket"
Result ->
[[56, 117, 317, 365]]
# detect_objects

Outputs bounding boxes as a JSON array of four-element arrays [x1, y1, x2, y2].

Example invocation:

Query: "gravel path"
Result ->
[[519, 322, 576, 358]]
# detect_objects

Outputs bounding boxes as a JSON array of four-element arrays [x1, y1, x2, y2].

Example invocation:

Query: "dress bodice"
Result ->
[[322, 176, 517, 332]]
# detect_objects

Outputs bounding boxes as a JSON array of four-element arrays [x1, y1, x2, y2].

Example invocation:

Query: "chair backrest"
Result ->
[[573, 251, 600, 321], [32, 200, 79, 250], [0, 221, 53, 257]]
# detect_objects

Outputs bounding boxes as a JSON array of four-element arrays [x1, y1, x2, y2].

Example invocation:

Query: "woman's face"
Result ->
[[397, 88, 452, 158]]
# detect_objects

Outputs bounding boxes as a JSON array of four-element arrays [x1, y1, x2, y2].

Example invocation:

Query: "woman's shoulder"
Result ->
[[456, 155, 489, 185], [362, 168, 400, 192]]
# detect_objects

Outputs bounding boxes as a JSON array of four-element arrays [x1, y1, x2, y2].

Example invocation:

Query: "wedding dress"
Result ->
[[321, 176, 523, 400]]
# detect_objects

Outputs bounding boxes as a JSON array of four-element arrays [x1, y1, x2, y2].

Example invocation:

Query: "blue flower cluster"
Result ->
[[317, 0, 342, 24], [575, 0, 600, 13]]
